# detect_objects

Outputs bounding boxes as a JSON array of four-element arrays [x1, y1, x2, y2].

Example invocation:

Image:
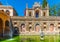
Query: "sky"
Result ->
[[0, 0, 60, 16]]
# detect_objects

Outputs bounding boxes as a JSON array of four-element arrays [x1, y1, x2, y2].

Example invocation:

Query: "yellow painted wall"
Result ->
[[0, 10, 10, 34]]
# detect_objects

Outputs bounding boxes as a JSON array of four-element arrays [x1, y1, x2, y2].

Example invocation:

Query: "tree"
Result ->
[[57, 8, 60, 16], [49, 5, 57, 16], [42, 0, 47, 8], [56, 3, 60, 16], [53, 6, 57, 16]]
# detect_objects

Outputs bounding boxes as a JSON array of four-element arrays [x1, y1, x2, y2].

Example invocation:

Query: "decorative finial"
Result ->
[[39, 2, 40, 4], [47, 3, 49, 9], [26, 3, 28, 9]]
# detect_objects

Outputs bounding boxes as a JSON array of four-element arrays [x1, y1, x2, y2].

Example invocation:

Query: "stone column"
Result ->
[[25, 21, 29, 32], [47, 22, 49, 31], [18, 21, 21, 34], [32, 21, 35, 32], [54, 21, 57, 31]]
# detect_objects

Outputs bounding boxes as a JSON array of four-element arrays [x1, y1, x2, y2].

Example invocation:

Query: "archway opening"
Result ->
[[0, 18, 3, 37], [49, 24, 54, 31], [6, 10, 10, 15], [35, 10, 39, 18], [5, 20, 10, 34], [13, 27, 19, 36], [21, 23, 25, 32], [35, 23, 40, 32]]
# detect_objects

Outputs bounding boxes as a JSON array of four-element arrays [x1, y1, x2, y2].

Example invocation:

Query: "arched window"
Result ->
[[49, 24, 54, 31], [6, 10, 10, 13], [35, 23, 40, 32], [6, 10, 10, 15], [13, 27, 19, 35], [21, 23, 25, 28], [5, 20, 9, 27], [21, 23, 25, 32], [35, 10, 39, 18], [4, 20, 10, 34]]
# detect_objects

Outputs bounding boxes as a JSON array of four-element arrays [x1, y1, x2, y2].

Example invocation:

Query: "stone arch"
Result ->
[[6, 10, 10, 15], [35, 10, 39, 18], [0, 18, 3, 34], [21, 23, 25, 32], [5, 20, 9, 26], [35, 23, 40, 32], [13, 27, 19, 35], [5, 20, 10, 33], [49, 24, 54, 31]]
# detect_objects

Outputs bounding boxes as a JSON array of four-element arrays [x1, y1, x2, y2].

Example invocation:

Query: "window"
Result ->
[[43, 12, 45, 16], [6, 10, 10, 15], [29, 12, 31, 16], [14, 22, 17, 25], [43, 22, 46, 24], [29, 27, 32, 30], [5, 20, 9, 33], [5, 20, 9, 26], [21, 23, 25, 32], [44, 26, 46, 29], [35, 23, 40, 32], [58, 27, 60, 29], [13, 27, 19, 35], [35, 10, 39, 18], [6, 10, 9, 13], [50, 24, 54, 31], [21, 23, 25, 28], [58, 23, 60, 25]]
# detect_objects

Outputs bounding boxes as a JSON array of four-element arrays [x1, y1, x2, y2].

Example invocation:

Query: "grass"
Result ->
[[0, 36, 20, 42], [0, 35, 60, 42], [20, 35, 60, 42]]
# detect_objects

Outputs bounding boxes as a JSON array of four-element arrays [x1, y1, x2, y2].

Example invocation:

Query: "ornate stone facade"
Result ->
[[11, 2, 60, 35]]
